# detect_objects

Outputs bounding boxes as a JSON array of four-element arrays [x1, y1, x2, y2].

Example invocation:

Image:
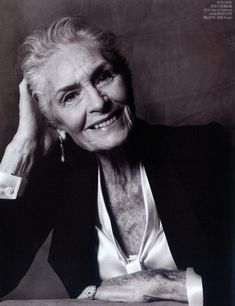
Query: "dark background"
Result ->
[[0, 0, 234, 300]]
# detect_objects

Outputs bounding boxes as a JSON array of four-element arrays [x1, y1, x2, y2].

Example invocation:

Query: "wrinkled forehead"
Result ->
[[35, 42, 106, 95]]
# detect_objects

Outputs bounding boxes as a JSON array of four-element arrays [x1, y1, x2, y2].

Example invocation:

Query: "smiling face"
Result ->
[[36, 43, 134, 152]]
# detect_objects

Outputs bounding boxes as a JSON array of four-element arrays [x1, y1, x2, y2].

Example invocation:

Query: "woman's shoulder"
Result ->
[[138, 118, 227, 138], [136, 119, 229, 159]]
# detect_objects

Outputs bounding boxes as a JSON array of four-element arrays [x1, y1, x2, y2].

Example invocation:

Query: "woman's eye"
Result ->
[[63, 91, 80, 104], [96, 70, 113, 84]]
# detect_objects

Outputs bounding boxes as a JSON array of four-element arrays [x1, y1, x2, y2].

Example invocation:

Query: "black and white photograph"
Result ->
[[0, 1, 234, 305]]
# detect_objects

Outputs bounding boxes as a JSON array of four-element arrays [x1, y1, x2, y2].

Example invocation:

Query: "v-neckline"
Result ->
[[96, 163, 160, 266]]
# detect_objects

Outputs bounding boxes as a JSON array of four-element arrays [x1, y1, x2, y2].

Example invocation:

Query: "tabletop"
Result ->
[[0, 300, 188, 306]]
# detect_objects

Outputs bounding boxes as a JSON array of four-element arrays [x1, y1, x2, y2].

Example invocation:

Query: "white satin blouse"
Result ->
[[95, 163, 203, 306]]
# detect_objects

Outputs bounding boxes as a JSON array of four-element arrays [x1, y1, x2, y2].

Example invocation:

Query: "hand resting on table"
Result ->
[[78, 269, 187, 303]]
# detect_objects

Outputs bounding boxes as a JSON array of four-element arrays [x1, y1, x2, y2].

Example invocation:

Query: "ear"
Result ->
[[56, 128, 67, 140]]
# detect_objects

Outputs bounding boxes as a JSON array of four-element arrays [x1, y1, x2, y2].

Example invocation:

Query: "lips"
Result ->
[[88, 109, 123, 130], [94, 115, 117, 129]]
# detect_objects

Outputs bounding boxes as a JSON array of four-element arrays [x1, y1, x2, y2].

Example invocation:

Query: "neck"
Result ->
[[96, 138, 139, 185]]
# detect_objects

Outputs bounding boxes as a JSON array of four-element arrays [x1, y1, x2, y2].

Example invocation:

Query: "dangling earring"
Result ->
[[58, 135, 65, 163]]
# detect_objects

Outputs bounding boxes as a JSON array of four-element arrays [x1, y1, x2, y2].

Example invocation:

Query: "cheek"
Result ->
[[108, 78, 128, 104], [53, 105, 86, 134]]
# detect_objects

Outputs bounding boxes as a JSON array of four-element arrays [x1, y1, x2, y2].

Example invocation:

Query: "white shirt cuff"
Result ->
[[186, 267, 203, 306], [0, 172, 27, 199]]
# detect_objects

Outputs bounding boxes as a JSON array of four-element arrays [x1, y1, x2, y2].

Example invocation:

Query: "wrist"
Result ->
[[0, 137, 39, 178], [147, 270, 187, 302], [164, 270, 187, 302]]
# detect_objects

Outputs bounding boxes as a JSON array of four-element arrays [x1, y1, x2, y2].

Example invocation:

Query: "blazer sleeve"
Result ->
[[172, 123, 231, 306], [0, 144, 64, 298]]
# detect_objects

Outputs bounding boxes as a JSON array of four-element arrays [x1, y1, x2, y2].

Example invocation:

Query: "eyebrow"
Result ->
[[55, 61, 111, 99], [90, 62, 112, 83], [56, 83, 80, 96]]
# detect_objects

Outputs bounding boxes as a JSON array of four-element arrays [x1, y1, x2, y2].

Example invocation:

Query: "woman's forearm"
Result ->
[[79, 269, 188, 303], [0, 136, 38, 178], [142, 269, 187, 302]]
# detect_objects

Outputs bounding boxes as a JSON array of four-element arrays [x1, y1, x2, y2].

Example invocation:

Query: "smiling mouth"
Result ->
[[89, 109, 123, 130]]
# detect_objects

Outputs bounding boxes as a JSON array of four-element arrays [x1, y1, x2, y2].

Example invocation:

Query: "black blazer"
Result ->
[[0, 120, 231, 305]]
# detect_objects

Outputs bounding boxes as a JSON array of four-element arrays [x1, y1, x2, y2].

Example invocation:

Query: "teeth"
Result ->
[[94, 115, 117, 129]]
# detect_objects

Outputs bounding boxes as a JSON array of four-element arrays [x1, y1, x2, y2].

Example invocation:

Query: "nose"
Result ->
[[87, 86, 111, 114]]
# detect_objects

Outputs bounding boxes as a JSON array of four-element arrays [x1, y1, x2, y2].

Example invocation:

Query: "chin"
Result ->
[[98, 133, 129, 152], [83, 129, 131, 152]]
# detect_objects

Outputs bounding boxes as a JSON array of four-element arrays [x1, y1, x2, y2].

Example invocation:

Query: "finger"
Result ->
[[19, 79, 39, 118], [77, 286, 99, 300], [18, 79, 42, 127], [19, 79, 31, 106], [95, 285, 135, 302], [77, 290, 86, 299]]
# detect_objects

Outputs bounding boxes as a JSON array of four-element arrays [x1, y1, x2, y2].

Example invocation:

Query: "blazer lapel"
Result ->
[[49, 141, 100, 297], [137, 123, 209, 272]]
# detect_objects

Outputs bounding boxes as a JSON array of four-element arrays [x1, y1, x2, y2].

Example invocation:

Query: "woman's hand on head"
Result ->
[[14, 79, 58, 157], [0, 79, 58, 178], [78, 269, 188, 303]]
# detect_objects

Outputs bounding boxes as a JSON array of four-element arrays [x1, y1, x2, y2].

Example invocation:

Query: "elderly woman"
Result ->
[[0, 17, 230, 305]]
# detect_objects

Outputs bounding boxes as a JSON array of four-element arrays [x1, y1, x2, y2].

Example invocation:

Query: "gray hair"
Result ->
[[18, 16, 133, 125]]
